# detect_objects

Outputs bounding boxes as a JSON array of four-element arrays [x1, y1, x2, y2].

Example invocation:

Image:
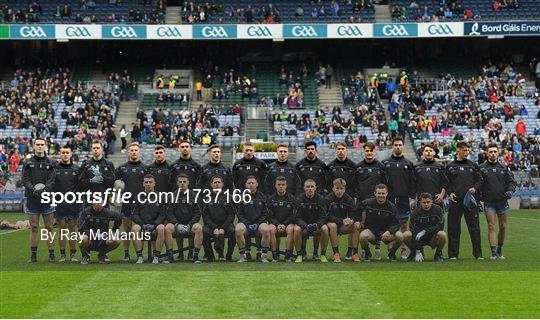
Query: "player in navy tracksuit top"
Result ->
[[446, 142, 483, 259], [414, 144, 448, 204], [477, 143, 516, 259]]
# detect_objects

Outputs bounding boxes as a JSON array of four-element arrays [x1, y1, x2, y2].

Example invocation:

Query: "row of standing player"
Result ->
[[21, 137, 516, 263]]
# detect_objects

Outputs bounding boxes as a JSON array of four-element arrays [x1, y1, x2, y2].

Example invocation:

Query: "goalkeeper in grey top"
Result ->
[[164, 174, 204, 264]]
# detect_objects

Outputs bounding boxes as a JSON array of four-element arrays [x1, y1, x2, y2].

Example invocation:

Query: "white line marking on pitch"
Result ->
[[509, 217, 540, 221], [0, 229, 23, 236]]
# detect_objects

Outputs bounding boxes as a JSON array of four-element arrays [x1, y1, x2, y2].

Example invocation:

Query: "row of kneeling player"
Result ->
[[41, 174, 448, 264]]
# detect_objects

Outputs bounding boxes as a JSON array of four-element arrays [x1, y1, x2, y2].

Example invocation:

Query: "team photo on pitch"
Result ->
[[1, 1, 539, 318]]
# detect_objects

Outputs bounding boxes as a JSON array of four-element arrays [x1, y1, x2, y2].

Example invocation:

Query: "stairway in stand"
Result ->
[[107, 99, 139, 167]]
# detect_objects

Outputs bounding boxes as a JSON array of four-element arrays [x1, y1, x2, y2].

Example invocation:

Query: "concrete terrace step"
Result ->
[[374, 5, 392, 23], [317, 79, 344, 107], [165, 6, 182, 24]]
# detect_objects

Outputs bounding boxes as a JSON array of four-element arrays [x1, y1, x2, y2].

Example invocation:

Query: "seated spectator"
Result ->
[[296, 5, 304, 17], [62, 4, 71, 17]]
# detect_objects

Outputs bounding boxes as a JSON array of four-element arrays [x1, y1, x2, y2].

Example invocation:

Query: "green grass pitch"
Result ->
[[1, 210, 539, 318]]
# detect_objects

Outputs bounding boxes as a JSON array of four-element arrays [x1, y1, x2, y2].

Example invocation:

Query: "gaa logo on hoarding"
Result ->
[[292, 26, 318, 37], [111, 26, 138, 38], [156, 26, 182, 37], [427, 24, 454, 35], [65, 26, 91, 37], [337, 25, 363, 36], [20, 26, 47, 38], [247, 26, 272, 37], [382, 24, 409, 36], [202, 26, 228, 38]]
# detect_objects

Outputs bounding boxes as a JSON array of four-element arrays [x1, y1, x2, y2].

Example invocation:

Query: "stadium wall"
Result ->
[[0, 21, 539, 40]]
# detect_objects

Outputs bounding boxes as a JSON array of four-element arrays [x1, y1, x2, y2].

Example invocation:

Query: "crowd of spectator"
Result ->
[[341, 71, 377, 105], [107, 70, 139, 101], [131, 103, 242, 147], [492, 0, 520, 11], [389, 60, 540, 170], [392, 0, 480, 22], [0, 136, 27, 173], [0, 67, 121, 167], [194, 64, 260, 103], [196, 62, 314, 110], [0, 0, 164, 24], [181, 1, 281, 24], [181, 0, 373, 24], [270, 103, 390, 148]]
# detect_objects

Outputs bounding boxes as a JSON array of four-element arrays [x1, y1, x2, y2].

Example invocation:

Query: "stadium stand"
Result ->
[[0, 51, 538, 210], [182, 0, 375, 24], [0, 0, 165, 24], [390, 0, 537, 22], [197, 63, 321, 111], [132, 104, 242, 148], [1, 67, 120, 164]]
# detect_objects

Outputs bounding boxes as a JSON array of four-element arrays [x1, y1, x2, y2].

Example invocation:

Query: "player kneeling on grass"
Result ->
[[293, 179, 329, 263], [359, 184, 403, 262], [326, 178, 361, 263], [164, 174, 203, 264], [267, 176, 297, 262], [131, 174, 166, 264], [79, 201, 122, 264], [236, 176, 271, 263], [403, 193, 446, 263], [202, 176, 236, 262]]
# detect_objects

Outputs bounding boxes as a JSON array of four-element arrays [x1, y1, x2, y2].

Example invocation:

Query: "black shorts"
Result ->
[[54, 204, 81, 221], [300, 226, 318, 238], [121, 203, 135, 218], [247, 228, 259, 238], [88, 239, 106, 252], [338, 224, 355, 235], [415, 232, 438, 248], [366, 229, 384, 241]]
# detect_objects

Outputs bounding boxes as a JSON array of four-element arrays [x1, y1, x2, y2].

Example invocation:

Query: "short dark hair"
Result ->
[[457, 141, 470, 149], [375, 184, 388, 191], [423, 144, 436, 151], [246, 175, 258, 182], [487, 143, 498, 150], [144, 174, 155, 180], [420, 192, 432, 200], [363, 142, 376, 151], [275, 176, 287, 182], [305, 141, 316, 149], [208, 144, 220, 152], [335, 141, 347, 148], [91, 140, 102, 146], [392, 137, 404, 145], [177, 173, 189, 181], [155, 145, 165, 151], [179, 141, 191, 147], [34, 137, 46, 144], [211, 175, 223, 183]]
